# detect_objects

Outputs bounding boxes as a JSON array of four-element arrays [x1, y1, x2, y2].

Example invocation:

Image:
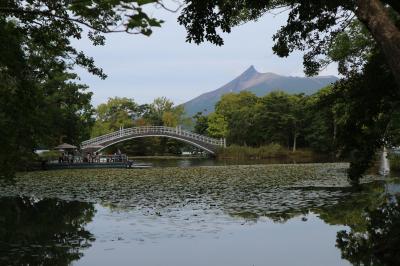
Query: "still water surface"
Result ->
[[0, 162, 399, 266], [131, 156, 337, 168], [80, 208, 346, 266]]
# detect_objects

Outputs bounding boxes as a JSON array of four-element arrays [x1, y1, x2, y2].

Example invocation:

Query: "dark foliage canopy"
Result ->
[[178, 0, 400, 84], [0, 1, 168, 177]]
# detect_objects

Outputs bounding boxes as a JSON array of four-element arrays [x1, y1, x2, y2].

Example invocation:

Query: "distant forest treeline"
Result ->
[[89, 75, 400, 170], [192, 70, 400, 182], [193, 90, 333, 153], [90, 97, 193, 156], [90, 90, 333, 156]]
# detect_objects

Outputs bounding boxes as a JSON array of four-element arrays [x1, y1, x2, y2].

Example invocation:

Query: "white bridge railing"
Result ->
[[81, 126, 226, 148]]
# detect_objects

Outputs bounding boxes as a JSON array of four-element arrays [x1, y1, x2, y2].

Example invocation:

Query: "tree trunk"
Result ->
[[292, 134, 297, 152], [333, 116, 337, 142], [355, 0, 400, 88]]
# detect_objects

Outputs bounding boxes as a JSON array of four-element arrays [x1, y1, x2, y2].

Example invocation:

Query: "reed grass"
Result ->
[[216, 144, 314, 160]]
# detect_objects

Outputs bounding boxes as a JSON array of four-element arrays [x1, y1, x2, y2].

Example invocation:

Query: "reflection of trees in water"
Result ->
[[308, 182, 399, 266], [230, 181, 400, 265], [0, 197, 95, 266], [3, 179, 395, 266], [336, 195, 400, 266], [317, 182, 386, 232], [227, 186, 368, 223]]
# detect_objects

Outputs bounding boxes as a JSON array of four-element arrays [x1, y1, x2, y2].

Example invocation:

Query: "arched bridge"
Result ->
[[81, 126, 226, 154]]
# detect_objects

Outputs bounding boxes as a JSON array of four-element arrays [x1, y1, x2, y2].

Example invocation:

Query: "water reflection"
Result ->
[[84, 182, 400, 266], [0, 180, 399, 265], [133, 156, 338, 168], [317, 183, 386, 232], [336, 195, 400, 266], [379, 147, 390, 176], [0, 197, 95, 265]]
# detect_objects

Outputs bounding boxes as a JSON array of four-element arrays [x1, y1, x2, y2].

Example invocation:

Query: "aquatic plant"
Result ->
[[0, 164, 381, 219]]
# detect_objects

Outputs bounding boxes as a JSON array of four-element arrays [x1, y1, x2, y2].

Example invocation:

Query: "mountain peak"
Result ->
[[183, 67, 338, 116], [242, 65, 258, 75], [238, 65, 259, 81]]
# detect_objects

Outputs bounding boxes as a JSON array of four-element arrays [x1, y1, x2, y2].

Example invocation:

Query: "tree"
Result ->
[[140, 97, 190, 127], [179, 3, 400, 181], [0, 19, 94, 177], [39, 72, 94, 146], [309, 19, 400, 182], [302, 87, 336, 153], [141, 97, 174, 126], [207, 113, 228, 138], [91, 96, 191, 155], [178, 0, 400, 88], [288, 94, 306, 152], [162, 106, 187, 127], [193, 112, 209, 135], [214, 91, 258, 145], [326, 51, 398, 183], [91, 97, 138, 137], [227, 106, 258, 146], [0, 20, 39, 177], [208, 90, 310, 149], [255, 91, 303, 149], [0, 0, 165, 77], [0, 1, 170, 177], [215, 91, 258, 118]]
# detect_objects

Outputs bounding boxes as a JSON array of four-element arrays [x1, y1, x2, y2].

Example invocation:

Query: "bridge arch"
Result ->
[[81, 126, 225, 154], [96, 135, 216, 154]]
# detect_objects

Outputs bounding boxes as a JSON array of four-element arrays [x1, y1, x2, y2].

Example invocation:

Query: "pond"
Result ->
[[1, 163, 399, 266], [129, 155, 338, 168]]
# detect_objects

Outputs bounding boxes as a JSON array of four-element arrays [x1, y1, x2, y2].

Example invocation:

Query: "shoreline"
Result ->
[[128, 155, 207, 160]]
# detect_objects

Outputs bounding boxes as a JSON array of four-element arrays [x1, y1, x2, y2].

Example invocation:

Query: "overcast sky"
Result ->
[[74, 3, 338, 107]]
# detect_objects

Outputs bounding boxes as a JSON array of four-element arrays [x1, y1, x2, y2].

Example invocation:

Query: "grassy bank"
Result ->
[[216, 144, 315, 160]]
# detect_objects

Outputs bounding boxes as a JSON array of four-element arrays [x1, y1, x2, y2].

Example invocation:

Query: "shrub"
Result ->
[[216, 143, 288, 160], [388, 152, 400, 171]]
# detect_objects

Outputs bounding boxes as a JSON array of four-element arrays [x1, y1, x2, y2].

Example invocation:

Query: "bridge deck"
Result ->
[[81, 126, 226, 154]]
